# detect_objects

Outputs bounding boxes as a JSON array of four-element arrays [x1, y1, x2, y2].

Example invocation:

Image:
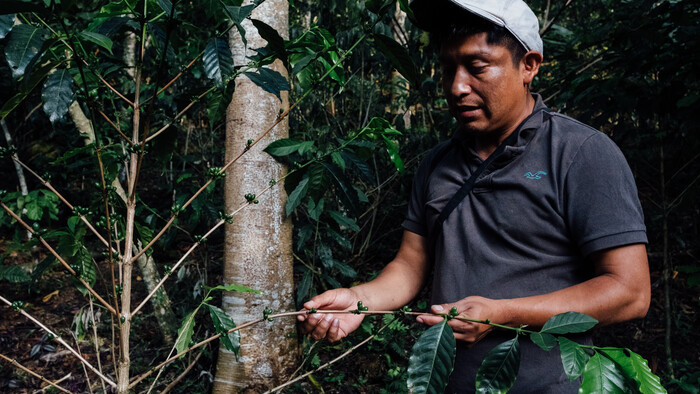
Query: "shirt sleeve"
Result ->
[[563, 133, 647, 256], [401, 144, 445, 237]]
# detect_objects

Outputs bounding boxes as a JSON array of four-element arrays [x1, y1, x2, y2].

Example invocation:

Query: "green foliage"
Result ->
[[207, 304, 241, 358], [579, 352, 628, 394], [175, 309, 197, 355], [540, 311, 598, 335], [557, 336, 590, 381], [203, 38, 234, 89], [3, 24, 47, 79], [0, 264, 31, 283], [475, 336, 520, 394], [41, 68, 75, 123], [406, 319, 456, 394], [599, 348, 667, 394]]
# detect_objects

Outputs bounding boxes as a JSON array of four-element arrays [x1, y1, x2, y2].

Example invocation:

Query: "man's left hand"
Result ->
[[416, 296, 503, 345]]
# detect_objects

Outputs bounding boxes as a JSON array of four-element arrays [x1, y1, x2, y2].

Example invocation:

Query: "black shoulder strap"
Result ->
[[430, 107, 551, 244]]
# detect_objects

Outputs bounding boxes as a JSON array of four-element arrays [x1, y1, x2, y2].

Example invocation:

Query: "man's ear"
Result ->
[[521, 51, 543, 84]]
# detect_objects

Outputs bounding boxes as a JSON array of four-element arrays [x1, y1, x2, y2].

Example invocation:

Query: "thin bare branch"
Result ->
[[0, 353, 72, 394], [160, 349, 205, 394], [98, 110, 133, 144], [668, 173, 700, 211], [539, 0, 574, 37], [0, 295, 117, 388]]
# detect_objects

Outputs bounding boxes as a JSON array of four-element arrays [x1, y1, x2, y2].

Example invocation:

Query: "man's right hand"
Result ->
[[297, 288, 366, 342]]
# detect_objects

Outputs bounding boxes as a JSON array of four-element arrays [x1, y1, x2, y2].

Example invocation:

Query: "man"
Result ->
[[298, 0, 651, 392]]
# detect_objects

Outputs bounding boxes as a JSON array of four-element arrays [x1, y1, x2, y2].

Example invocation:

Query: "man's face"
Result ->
[[440, 33, 529, 137]]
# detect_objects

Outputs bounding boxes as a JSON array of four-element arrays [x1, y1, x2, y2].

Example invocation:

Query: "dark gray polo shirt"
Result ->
[[402, 95, 647, 393]]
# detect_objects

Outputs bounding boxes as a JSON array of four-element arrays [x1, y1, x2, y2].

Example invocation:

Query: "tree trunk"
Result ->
[[213, 0, 298, 392]]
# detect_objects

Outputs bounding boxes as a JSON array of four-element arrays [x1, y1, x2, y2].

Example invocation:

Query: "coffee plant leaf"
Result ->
[[407, 319, 456, 394], [475, 336, 521, 394], [558, 336, 590, 381], [207, 305, 241, 358], [373, 33, 420, 87], [4, 24, 47, 79], [579, 352, 628, 394], [175, 309, 197, 355], [41, 68, 75, 123], [0, 14, 14, 39], [78, 31, 114, 54], [530, 332, 556, 351], [225, 5, 255, 46], [599, 348, 667, 394], [541, 311, 598, 334], [244, 67, 289, 101], [204, 38, 234, 89]]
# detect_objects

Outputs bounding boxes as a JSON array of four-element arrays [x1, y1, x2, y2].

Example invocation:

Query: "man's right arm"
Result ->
[[297, 230, 429, 341]]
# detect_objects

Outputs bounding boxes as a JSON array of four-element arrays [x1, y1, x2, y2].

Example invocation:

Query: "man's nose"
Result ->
[[451, 69, 473, 97]]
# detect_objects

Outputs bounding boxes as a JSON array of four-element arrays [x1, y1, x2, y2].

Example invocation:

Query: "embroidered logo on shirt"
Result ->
[[524, 171, 547, 180]]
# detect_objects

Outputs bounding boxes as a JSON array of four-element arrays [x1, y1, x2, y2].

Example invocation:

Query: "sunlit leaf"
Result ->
[[530, 332, 556, 351], [4, 24, 47, 79], [207, 305, 240, 358], [599, 348, 667, 394], [558, 336, 590, 381], [407, 319, 456, 394], [205, 283, 261, 294], [382, 135, 404, 173], [475, 336, 521, 394], [79, 31, 114, 54], [541, 311, 598, 334], [42, 68, 75, 123], [579, 352, 628, 394], [175, 309, 198, 354], [204, 38, 234, 89], [264, 138, 314, 156]]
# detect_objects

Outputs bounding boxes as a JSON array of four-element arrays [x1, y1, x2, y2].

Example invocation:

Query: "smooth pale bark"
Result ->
[[213, 0, 298, 392]]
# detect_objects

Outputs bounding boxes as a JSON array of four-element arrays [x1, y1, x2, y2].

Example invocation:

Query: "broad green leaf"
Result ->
[[285, 176, 310, 216], [42, 68, 75, 123], [407, 319, 456, 394], [0, 265, 31, 283], [244, 67, 290, 101], [334, 261, 357, 278], [327, 228, 352, 250], [1, 59, 63, 119], [79, 31, 114, 54], [157, 0, 172, 15], [579, 352, 628, 394], [541, 311, 598, 334], [373, 33, 420, 87], [206, 283, 262, 294], [382, 135, 404, 173], [558, 336, 590, 381], [599, 348, 667, 394], [330, 152, 345, 171], [175, 309, 198, 354], [147, 22, 176, 61], [328, 210, 360, 232], [207, 305, 241, 358], [264, 139, 314, 156], [307, 198, 324, 221], [25, 200, 42, 220], [5, 24, 47, 79], [530, 332, 556, 351], [67, 216, 81, 234], [204, 38, 234, 89], [0, 14, 14, 39], [475, 336, 521, 394], [306, 163, 326, 201], [225, 5, 255, 46], [366, 0, 394, 15], [251, 19, 285, 57]]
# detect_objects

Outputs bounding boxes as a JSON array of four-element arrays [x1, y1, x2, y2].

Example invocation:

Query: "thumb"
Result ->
[[431, 304, 446, 314]]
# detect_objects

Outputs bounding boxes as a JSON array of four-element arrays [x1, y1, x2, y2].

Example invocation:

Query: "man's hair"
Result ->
[[432, 12, 527, 67]]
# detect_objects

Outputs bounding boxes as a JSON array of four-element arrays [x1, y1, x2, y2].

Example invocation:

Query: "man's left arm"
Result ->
[[417, 243, 650, 344]]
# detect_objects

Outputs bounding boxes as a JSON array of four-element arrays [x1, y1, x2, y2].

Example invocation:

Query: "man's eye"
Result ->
[[469, 65, 486, 74]]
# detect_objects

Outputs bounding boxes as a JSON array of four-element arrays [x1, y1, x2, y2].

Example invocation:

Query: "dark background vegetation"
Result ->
[[0, 0, 698, 392]]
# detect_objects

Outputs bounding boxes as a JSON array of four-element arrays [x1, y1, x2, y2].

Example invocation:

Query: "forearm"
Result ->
[[352, 259, 427, 311], [497, 244, 650, 328]]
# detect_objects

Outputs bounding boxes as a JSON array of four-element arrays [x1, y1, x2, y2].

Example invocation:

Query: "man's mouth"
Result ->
[[455, 105, 482, 118]]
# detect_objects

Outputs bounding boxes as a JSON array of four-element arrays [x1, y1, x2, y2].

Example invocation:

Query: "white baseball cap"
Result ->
[[410, 0, 544, 55]]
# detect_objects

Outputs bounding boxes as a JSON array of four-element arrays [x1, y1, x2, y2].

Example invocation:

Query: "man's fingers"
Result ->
[[310, 314, 334, 340], [416, 314, 445, 326], [327, 318, 341, 342]]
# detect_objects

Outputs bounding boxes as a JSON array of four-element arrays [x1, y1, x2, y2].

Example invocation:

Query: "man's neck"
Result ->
[[473, 94, 536, 160]]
